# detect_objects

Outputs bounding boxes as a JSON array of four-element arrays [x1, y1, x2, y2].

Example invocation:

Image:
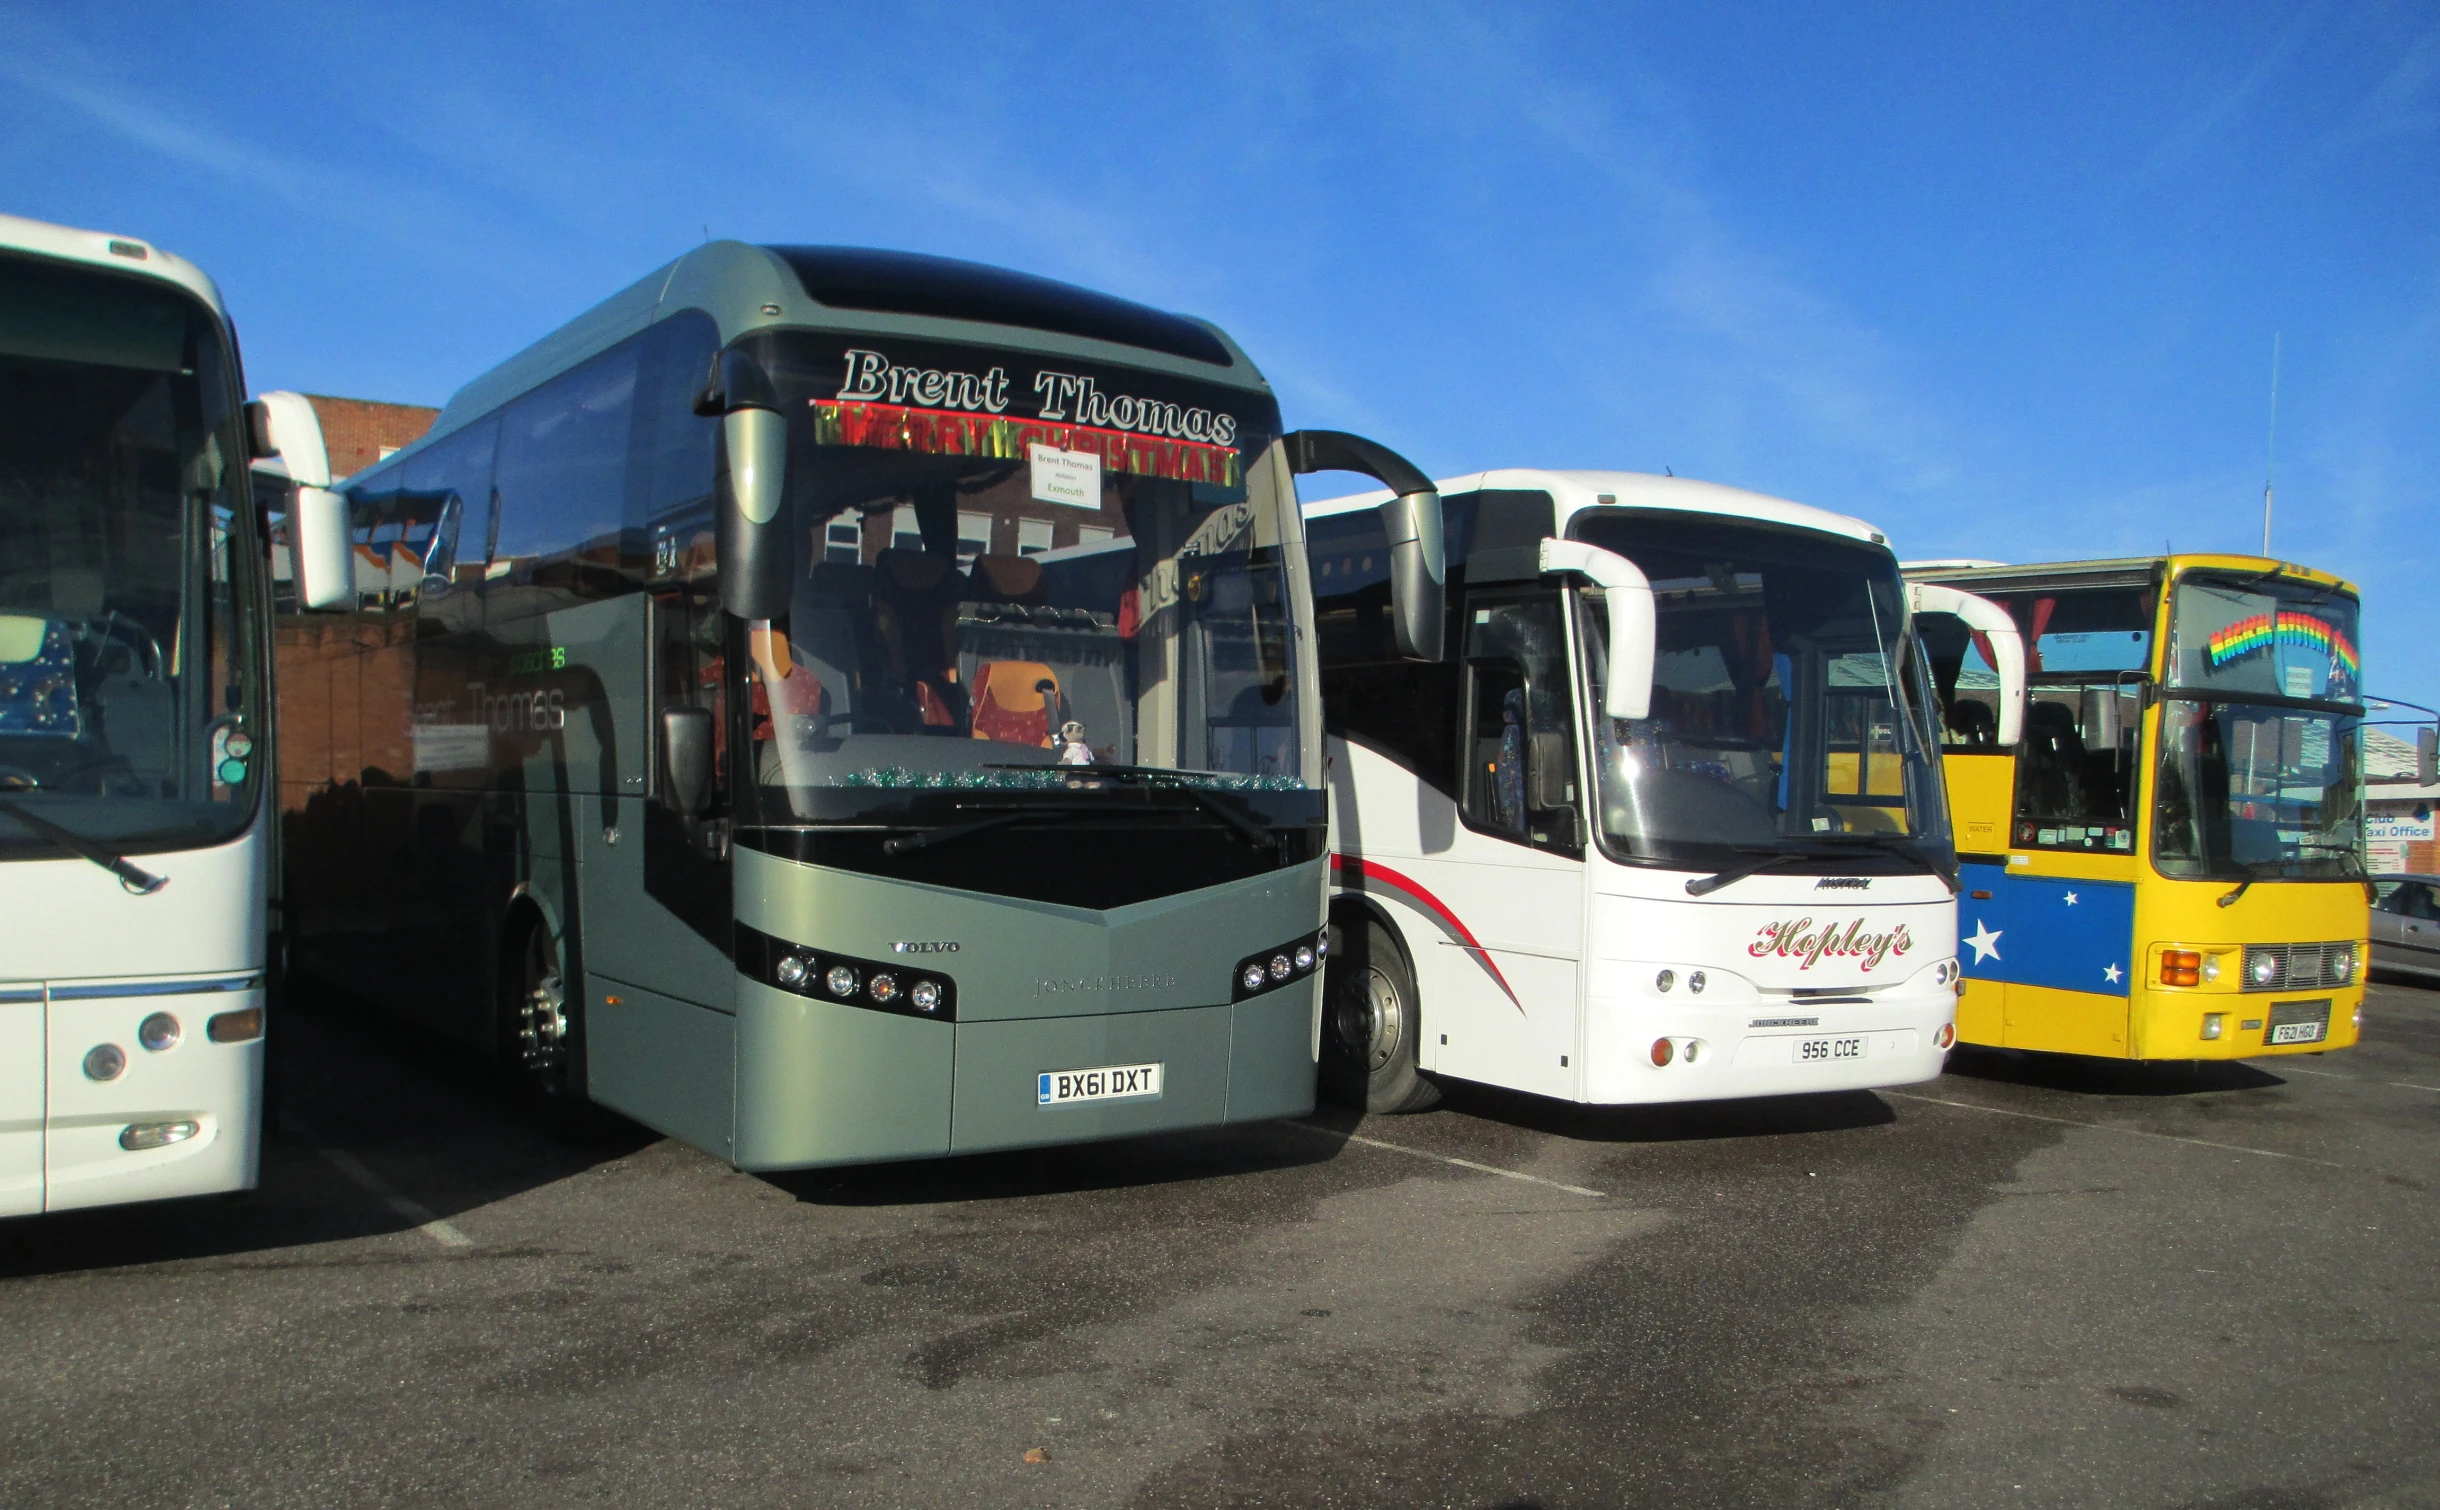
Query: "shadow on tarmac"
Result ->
[[764, 1117, 1350, 1209], [1320, 1078, 1900, 1145], [1943, 1043, 2286, 1097], [0, 979, 653, 1281]]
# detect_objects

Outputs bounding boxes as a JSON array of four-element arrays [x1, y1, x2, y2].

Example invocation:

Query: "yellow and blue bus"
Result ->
[[1902, 554, 2367, 1060]]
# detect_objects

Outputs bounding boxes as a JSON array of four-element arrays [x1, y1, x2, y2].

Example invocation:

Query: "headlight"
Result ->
[[2333, 947, 2354, 983], [775, 953, 809, 988], [2201, 955, 2221, 983], [83, 1044, 125, 1081], [1294, 944, 1316, 972], [910, 979, 944, 1014], [2248, 951, 2281, 988], [1655, 969, 1676, 993], [825, 965, 859, 998], [138, 1012, 181, 1052], [1241, 963, 1267, 992], [1688, 971, 1707, 994]]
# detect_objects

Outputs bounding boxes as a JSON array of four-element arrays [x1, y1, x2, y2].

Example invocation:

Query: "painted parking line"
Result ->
[[2267, 1063, 2440, 1094], [1882, 1090, 2348, 1170], [314, 1147, 475, 1249], [1294, 1122, 1605, 1198]]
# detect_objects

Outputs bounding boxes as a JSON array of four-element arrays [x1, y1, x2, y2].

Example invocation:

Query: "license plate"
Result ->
[[2264, 1000, 2330, 1046], [1796, 1036, 1868, 1063], [1037, 1061, 1163, 1106]]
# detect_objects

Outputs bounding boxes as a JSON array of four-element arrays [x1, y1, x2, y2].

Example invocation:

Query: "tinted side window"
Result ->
[[1458, 592, 1579, 855], [640, 312, 720, 580], [400, 416, 497, 616], [344, 462, 412, 613], [490, 339, 641, 601]]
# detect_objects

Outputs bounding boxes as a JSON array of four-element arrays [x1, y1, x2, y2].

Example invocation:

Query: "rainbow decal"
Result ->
[[2205, 610, 2359, 679], [811, 400, 1242, 487], [1330, 853, 1523, 1012]]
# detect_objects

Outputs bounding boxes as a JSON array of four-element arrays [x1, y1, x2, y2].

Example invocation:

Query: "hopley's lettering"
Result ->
[[1748, 916, 1914, 972], [1032, 371, 1237, 447], [838, 348, 1010, 413]]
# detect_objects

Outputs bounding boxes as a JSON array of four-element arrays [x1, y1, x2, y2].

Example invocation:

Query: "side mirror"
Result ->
[[2420, 726, 2437, 789], [1907, 581, 2024, 746], [1285, 429, 1444, 661], [1538, 538, 1654, 721], [245, 399, 277, 461], [292, 485, 355, 611], [697, 348, 792, 622], [660, 706, 715, 817]]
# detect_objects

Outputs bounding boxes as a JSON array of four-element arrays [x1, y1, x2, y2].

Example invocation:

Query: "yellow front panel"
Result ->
[[2128, 878, 2366, 1060]]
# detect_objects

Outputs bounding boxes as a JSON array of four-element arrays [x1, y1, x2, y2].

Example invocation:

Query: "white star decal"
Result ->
[[1964, 920, 2003, 964], [2064, 892, 2078, 906], [2103, 962, 2123, 985]]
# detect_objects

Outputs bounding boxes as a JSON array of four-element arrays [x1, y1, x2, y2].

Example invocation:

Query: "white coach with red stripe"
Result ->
[[1304, 470, 2020, 1112]]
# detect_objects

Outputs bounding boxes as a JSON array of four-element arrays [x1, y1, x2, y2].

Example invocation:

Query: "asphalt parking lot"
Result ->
[[4, 981, 2437, 1510]]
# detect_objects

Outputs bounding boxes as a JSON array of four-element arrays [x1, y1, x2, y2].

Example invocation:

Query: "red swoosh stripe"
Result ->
[[1330, 853, 1523, 1011]]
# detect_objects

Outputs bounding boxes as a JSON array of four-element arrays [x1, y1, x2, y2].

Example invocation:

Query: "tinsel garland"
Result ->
[[831, 765, 1303, 792], [812, 401, 1242, 487]]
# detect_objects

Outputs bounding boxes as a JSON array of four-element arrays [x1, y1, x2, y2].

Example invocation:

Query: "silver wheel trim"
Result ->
[[519, 935, 567, 1075], [1334, 964, 1402, 1074]]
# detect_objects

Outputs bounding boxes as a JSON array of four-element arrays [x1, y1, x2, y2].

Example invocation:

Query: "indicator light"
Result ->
[[1269, 954, 1292, 982], [868, 972, 900, 1004], [2162, 949, 2202, 988], [1935, 1022, 1956, 1050], [206, 1008, 263, 1043], [1650, 1037, 1674, 1067], [120, 1120, 198, 1151]]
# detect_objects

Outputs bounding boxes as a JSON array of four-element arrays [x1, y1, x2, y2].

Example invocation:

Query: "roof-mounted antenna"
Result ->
[[2261, 332, 2281, 556]]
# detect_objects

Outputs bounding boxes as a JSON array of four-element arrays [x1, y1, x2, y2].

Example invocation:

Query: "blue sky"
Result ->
[[5, 1, 2435, 713]]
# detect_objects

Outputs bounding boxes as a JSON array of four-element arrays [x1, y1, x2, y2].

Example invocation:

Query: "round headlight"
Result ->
[[1294, 945, 1316, 972], [775, 953, 809, 988], [1242, 963, 1267, 993], [1655, 969, 1676, 993], [83, 1043, 126, 1082], [138, 1012, 180, 1052], [1688, 970, 1706, 994], [1314, 933, 1329, 961], [910, 979, 944, 1013], [1269, 953, 1292, 982], [2250, 953, 2280, 987], [825, 965, 859, 998], [868, 972, 900, 1004], [2334, 949, 2353, 982]]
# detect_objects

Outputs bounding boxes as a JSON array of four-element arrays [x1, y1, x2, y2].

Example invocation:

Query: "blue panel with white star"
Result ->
[[1956, 862, 2135, 999]]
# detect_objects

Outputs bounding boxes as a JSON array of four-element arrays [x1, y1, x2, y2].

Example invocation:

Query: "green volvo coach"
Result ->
[[276, 244, 1443, 1168]]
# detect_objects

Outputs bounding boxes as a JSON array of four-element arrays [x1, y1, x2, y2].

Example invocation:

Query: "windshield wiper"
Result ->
[[1685, 834, 1954, 898], [979, 763, 1284, 849], [1686, 848, 1820, 897], [1813, 832, 1961, 893], [880, 800, 1107, 857], [0, 799, 167, 894]]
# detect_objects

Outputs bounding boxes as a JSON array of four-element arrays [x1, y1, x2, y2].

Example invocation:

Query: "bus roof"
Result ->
[[0, 211, 227, 320], [1304, 468, 1888, 547], [1904, 553, 2359, 599], [421, 242, 1268, 462]]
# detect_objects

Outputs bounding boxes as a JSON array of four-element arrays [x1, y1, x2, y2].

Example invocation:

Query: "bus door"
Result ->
[[572, 587, 737, 1152], [0, 984, 40, 1216], [1418, 589, 1584, 1098]]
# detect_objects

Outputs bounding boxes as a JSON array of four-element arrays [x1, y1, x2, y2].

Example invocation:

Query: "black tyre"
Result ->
[[503, 917, 584, 1107], [1320, 916, 1441, 1114]]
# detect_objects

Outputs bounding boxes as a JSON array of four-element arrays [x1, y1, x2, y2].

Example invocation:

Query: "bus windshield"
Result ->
[[0, 253, 261, 858], [1571, 512, 1949, 870], [2155, 570, 2364, 882], [733, 333, 1303, 826]]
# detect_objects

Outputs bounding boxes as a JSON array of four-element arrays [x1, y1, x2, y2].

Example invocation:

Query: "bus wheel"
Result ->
[[1321, 918, 1440, 1115], [506, 920, 582, 1106]]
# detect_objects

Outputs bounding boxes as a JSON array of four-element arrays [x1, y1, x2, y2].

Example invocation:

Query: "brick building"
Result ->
[[294, 394, 439, 480]]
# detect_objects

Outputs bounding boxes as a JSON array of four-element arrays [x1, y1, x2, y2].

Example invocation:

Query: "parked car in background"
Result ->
[[2371, 875, 2440, 983]]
